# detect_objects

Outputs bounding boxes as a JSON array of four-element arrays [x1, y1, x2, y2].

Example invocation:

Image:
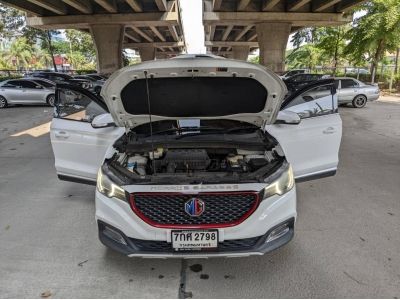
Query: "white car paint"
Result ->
[[51, 117, 124, 182], [50, 57, 342, 258]]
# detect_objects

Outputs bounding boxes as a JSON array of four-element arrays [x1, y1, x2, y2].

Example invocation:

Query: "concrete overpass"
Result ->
[[203, 0, 366, 72], [0, 0, 186, 73]]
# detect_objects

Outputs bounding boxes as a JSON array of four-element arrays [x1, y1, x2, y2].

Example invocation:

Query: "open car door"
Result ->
[[266, 79, 342, 181], [50, 84, 124, 185]]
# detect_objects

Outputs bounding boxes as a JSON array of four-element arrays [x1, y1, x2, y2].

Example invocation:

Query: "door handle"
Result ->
[[323, 127, 336, 134], [54, 131, 69, 138]]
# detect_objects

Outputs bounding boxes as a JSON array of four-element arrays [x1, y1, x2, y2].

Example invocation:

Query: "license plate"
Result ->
[[171, 230, 218, 251]]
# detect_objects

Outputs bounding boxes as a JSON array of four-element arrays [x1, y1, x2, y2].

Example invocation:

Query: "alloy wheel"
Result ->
[[353, 96, 367, 108], [47, 95, 55, 107], [0, 96, 7, 108]]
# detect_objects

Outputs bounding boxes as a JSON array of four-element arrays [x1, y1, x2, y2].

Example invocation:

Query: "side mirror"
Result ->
[[91, 113, 116, 128], [275, 110, 301, 125]]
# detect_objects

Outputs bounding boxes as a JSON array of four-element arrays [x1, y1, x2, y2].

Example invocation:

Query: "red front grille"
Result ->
[[129, 191, 260, 229]]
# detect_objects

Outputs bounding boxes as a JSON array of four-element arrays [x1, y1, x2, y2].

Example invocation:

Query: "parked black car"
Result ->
[[73, 74, 105, 94], [283, 73, 330, 92], [25, 72, 93, 90]]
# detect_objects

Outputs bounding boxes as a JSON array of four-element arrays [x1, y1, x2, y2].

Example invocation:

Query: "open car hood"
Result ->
[[101, 57, 287, 128]]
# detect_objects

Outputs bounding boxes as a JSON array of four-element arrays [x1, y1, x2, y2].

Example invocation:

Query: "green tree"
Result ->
[[3, 37, 33, 69], [23, 28, 59, 71], [65, 30, 96, 61], [315, 26, 349, 75], [286, 44, 323, 71], [345, 0, 400, 82], [34, 48, 53, 69], [0, 55, 12, 69], [0, 4, 25, 39]]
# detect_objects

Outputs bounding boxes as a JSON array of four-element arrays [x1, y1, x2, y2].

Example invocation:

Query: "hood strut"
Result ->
[[144, 70, 156, 174]]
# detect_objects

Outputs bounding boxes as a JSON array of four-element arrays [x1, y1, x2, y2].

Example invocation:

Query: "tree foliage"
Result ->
[[345, 0, 400, 82]]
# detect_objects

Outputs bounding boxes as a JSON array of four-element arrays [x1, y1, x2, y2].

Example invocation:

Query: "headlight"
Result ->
[[97, 168, 126, 201], [263, 165, 294, 199]]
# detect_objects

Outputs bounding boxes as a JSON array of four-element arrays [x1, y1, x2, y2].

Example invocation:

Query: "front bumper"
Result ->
[[98, 218, 294, 258], [95, 186, 296, 258]]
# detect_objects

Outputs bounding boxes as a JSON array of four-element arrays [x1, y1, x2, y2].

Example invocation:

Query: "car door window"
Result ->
[[18, 80, 38, 89], [33, 80, 55, 88], [341, 79, 358, 88], [55, 88, 107, 122], [284, 84, 335, 119], [2, 80, 19, 88]]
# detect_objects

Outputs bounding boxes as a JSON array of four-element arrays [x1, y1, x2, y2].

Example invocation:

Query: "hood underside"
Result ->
[[101, 57, 287, 128]]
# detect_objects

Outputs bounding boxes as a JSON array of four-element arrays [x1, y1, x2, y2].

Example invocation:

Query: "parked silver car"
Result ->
[[0, 78, 56, 108], [334, 77, 380, 108]]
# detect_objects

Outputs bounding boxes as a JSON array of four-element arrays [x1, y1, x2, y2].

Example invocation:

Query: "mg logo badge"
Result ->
[[185, 198, 205, 217]]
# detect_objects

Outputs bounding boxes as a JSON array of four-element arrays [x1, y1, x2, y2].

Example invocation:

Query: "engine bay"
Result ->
[[104, 120, 286, 184], [114, 147, 280, 175]]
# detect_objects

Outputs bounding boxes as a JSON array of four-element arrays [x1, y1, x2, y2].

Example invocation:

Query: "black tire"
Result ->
[[46, 94, 55, 107], [352, 95, 367, 108], [0, 96, 7, 108]]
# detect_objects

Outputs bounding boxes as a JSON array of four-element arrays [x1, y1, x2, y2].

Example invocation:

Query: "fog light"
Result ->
[[266, 223, 290, 243], [103, 226, 127, 245]]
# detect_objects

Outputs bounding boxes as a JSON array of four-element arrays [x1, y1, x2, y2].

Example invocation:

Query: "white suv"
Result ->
[[50, 57, 342, 258]]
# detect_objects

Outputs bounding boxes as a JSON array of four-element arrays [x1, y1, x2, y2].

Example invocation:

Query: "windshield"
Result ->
[[132, 119, 259, 136], [88, 75, 104, 80], [33, 79, 55, 88]]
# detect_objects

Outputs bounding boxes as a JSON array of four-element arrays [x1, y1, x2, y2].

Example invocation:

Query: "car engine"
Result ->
[[114, 147, 278, 177]]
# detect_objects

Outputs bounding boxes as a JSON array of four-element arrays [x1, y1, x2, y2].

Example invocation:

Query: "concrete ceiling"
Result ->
[[0, 0, 186, 56], [203, 0, 366, 56]]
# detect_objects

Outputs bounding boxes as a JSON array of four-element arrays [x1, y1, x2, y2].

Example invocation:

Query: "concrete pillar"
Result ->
[[156, 52, 168, 59], [256, 23, 291, 73], [139, 46, 156, 61], [232, 45, 249, 61], [90, 24, 124, 75]]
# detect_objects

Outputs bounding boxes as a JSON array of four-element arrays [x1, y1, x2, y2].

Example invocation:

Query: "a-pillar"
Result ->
[[232, 45, 249, 61], [256, 23, 291, 73], [139, 45, 156, 61], [90, 24, 124, 75]]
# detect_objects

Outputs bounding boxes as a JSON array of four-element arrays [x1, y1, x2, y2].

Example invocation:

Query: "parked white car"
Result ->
[[334, 77, 380, 108], [50, 57, 342, 258], [0, 78, 56, 108]]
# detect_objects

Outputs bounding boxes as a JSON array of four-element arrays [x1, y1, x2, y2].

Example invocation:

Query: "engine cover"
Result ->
[[155, 149, 210, 172]]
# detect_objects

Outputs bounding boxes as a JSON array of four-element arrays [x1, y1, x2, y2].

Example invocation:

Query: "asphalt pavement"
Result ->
[[0, 101, 399, 298]]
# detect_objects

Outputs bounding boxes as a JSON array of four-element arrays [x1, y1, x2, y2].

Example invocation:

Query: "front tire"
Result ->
[[46, 94, 55, 107], [352, 95, 367, 108], [0, 96, 7, 108]]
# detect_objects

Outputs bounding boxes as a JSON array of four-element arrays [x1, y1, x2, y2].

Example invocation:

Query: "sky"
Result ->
[[180, 0, 206, 54]]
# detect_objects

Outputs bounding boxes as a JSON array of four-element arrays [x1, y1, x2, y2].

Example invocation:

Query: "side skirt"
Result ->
[[295, 170, 336, 183], [58, 174, 96, 186]]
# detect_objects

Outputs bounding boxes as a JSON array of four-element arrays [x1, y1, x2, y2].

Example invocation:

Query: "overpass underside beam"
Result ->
[[0, 0, 186, 73], [202, 0, 359, 71]]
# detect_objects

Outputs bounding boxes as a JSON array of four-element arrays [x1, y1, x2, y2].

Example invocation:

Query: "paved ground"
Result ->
[[0, 101, 399, 298], [379, 94, 400, 103]]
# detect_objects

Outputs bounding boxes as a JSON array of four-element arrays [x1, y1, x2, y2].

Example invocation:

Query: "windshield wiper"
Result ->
[[174, 126, 259, 139], [145, 126, 223, 137]]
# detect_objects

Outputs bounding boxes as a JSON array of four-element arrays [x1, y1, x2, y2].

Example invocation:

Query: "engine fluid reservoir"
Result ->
[[127, 155, 148, 175]]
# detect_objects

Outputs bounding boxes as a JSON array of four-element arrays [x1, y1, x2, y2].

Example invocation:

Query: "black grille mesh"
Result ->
[[131, 236, 261, 252], [131, 192, 258, 226]]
